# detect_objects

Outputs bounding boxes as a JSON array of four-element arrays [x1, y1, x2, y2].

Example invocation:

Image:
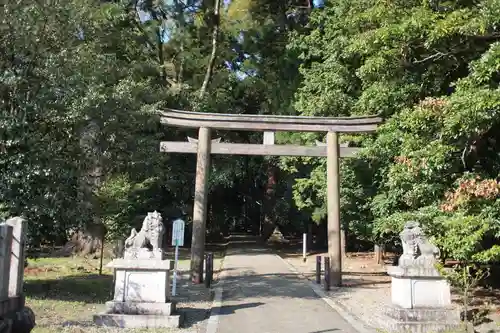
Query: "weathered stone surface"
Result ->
[[0, 217, 26, 297], [380, 306, 463, 333], [123, 248, 165, 260], [105, 301, 176, 315], [124, 211, 165, 256], [0, 218, 34, 333], [112, 268, 171, 303], [11, 307, 36, 333], [398, 221, 440, 270], [93, 313, 181, 328], [384, 305, 460, 322], [0, 224, 13, 301], [4, 217, 26, 298], [0, 297, 25, 317]]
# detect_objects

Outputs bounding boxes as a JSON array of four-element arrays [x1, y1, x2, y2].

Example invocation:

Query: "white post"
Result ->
[[303, 233, 307, 262], [172, 239, 179, 296]]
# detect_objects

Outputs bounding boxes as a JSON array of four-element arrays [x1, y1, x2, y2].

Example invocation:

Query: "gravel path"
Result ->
[[281, 252, 500, 333]]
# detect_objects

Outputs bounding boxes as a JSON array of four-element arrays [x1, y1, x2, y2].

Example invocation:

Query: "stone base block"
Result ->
[[0, 296, 24, 317], [388, 272, 452, 309], [378, 306, 462, 333], [93, 313, 182, 329], [0, 306, 35, 333], [0, 319, 13, 333], [105, 301, 176, 315], [107, 259, 173, 304]]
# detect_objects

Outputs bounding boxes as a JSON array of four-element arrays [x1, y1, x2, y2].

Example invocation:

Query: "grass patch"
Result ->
[[24, 248, 224, 333]]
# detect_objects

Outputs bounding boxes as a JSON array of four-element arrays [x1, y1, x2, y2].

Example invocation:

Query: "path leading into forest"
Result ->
[[207, 234, 359, 333]]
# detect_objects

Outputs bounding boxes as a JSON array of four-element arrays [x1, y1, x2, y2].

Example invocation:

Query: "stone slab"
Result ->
[[387, 265, 441, 278], [376, 305, 462, 333], [113, 268, 171, 303], [105, 301, 175, 315], [93, 313, 182, 328], [384, 305, 460, 322], [107, 258, 173, 270], [124, 248, 165, 260]]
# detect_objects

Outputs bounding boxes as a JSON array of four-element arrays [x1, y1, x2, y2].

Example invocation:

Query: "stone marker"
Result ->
[[266, 227, 289, 244], [381, 221, 461, 333], [5, 217, 26, 298], [0, 217, 36, 333], [93, 211, 182, 328], [0, 224, 13, 300]]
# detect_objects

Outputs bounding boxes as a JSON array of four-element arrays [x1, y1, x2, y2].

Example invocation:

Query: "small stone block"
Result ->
[[106, 258, 173, 270], [105, 301, 175, 315], [93, 313, 182, 329], [124, 248, 165, 260]]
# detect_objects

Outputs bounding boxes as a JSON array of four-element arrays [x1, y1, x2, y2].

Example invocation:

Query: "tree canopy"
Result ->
[[1, 0, 500, 263]]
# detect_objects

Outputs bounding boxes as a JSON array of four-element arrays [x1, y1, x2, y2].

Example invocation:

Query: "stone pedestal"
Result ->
[[389, 266, 452, 309], [380, 266, 461, 333], [93, 258, 182, 329]]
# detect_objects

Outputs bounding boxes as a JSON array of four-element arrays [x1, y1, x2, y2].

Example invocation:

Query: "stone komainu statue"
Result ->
[[124, 211, 165, 251], [398, 221, 440, 268]]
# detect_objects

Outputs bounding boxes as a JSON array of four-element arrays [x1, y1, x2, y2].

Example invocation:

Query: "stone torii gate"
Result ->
[[159, 109, 383, 286]]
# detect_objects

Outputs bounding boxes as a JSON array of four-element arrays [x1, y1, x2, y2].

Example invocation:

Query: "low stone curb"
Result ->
[[202, 240, 230, 333]]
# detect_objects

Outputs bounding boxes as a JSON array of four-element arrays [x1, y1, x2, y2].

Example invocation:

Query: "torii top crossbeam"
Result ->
[[159, 109, 383, 132]]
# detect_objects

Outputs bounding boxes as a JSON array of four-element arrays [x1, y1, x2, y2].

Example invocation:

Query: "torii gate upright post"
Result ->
[[191, 127, 211, 284], [159, 109, 383, 286]]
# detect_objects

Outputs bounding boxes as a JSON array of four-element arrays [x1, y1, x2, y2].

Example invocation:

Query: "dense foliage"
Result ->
[[288, 0, 500, 262], [1, 0, 499, 263]]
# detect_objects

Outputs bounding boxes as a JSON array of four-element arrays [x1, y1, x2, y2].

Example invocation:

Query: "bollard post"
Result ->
[[324, 257, 330, 291], [205, 252, 214, 288], [316, 255, 321, 284]]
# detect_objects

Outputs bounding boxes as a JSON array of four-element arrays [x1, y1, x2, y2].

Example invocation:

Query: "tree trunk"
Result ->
[[262, 164, 278, 240], [374, 244, 384, 264], [198, 0, 221, 98], [54, 223, 106, 257], [341, 228, 346, 258]]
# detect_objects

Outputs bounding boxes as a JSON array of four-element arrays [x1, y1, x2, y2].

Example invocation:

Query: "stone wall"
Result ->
[[0, 217, 35, 333]]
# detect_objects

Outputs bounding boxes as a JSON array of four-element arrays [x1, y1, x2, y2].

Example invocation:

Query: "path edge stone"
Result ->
[[203, 241, 230, 333], [276, 254, 378, 333]]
